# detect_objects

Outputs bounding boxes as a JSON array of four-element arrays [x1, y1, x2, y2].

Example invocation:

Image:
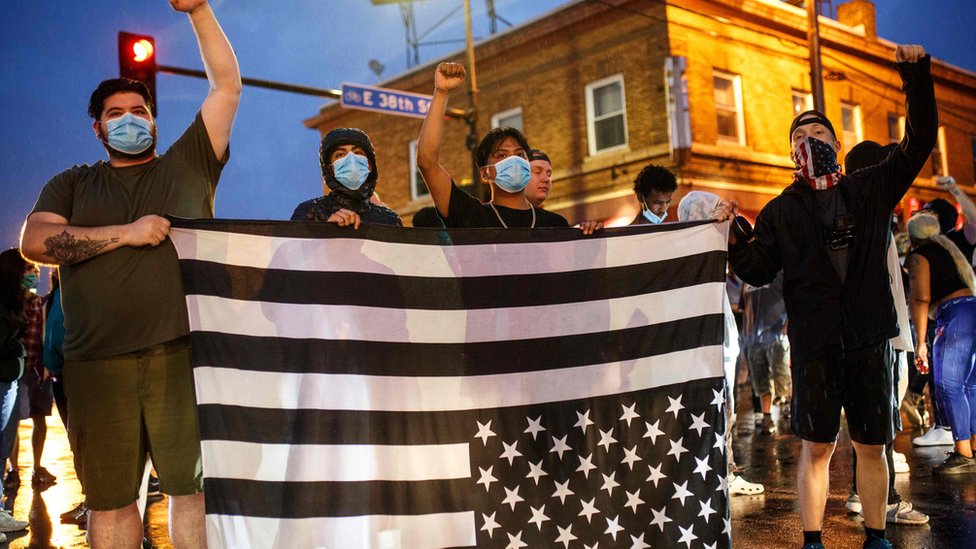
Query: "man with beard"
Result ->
[[19, 1, 241, 546], [291, 127, 401, 227]]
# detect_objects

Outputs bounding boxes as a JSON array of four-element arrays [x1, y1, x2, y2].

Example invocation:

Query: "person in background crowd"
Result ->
[[18, 1, 241, 546], [716, 44, 936, 549], [291, 128, 402, 228], [526, 149, 553, 208], [907, 212, 976, 475], [630, 164, 677, 226]]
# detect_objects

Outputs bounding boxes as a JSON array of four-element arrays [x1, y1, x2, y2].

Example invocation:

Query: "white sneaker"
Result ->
[[912, 426, 954, 447], [846, 491, 862, 514], [892, 451, 910, 473], [886, 501, 929, 525], [0, 509, 27, 532], [728, 474, 764, 495]]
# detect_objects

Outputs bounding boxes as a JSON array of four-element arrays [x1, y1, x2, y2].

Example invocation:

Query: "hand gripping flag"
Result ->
[[169, 219, 732, 549]]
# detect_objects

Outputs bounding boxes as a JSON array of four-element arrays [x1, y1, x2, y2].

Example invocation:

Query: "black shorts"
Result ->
[[790, 341, 895, 445]]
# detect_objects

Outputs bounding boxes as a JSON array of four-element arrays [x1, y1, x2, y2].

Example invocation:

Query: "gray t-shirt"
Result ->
[[30, 113, 226, 360]]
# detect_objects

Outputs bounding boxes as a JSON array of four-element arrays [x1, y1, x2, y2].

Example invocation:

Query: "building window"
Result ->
[[713, 70, 745, 145], [887, 113, 905, 143], [840, 102, 862, 147], [585, 74, 628, 155], [792, 90, 812, 118], [409, 139, 429, 200], [931, 126, 947, 178], [491, 107, 523, 131]]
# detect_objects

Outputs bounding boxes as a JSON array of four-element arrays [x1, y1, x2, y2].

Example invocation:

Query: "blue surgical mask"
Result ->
[[491, 155, 531, 193], [641, 200, 668, 224], [21, 273, 38, 291], [332, 152, 371, 190], [104, 113, 155, 155]]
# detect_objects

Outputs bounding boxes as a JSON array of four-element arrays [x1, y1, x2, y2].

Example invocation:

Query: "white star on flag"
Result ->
[[550, 435, 572, 459], [579, 497, 600, 523], [475, 420, 496, 445], [678, 524, 698, 548], [502, 485, 524, 511], [713, 431, 726, 453], [597, 428, 618, 452], [689, 412, 710, 436], [621, 445, 643, 470], [526, 460, 548, 485], [575, 409, 594, 434], [667, 436, 688, 461], [650, 506, 672, 532], [528, 505, 549, 530], [620, 402, 640, 426], [481, 512, 501, 538], [666, 395, 684, 418], [643, 419, 665, 444], [576, 453, 597, 478], [646, 462, 666, 487], [710, 388, 725, 410], [604, 516, 625, 541], [500, 440, 522, 465], [716, 474, 728, 497], [477, 465, 497, 491], [524, 416, 546, 439], [705, 543, 718, 549], [630, 533, 651, 549], [698, 498, 716, 521], [505, 530, 527, 549], [672, 480, 693, 505], [600, 472, 620, 496], [555, 524, 577, 548], [552, 479, 574, 504], [693, 456, 713, 480], [624, 489, 645, 513]]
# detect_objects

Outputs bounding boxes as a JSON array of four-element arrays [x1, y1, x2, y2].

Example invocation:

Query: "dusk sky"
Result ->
[[2, 0, 975, 252]]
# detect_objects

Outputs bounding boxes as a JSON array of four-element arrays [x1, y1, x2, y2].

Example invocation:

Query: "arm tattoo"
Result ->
[[43, 230, 119, 264]]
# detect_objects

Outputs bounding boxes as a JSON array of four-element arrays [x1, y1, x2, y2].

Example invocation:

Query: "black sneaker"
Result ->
[[933, 452, 976, 475]]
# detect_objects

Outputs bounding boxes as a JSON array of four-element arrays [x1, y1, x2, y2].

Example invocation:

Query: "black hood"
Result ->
[[319, 128, 378, 213]]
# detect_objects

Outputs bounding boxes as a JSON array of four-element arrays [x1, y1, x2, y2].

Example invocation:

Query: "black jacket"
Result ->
[[729, 57, 937, 365]]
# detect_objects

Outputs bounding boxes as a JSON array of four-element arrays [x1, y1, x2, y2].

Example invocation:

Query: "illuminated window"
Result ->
[[491, 107, 523, 131], [408, 139, 429, 200], [931, 126, 947, 177], [585, 74, 628, 155], [887, 113, 905, 143], [713, 70, 745, 145], [840, 102, 862, 147], [792, 90, 812, 118]]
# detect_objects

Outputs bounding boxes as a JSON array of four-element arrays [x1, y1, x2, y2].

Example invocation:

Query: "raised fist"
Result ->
[[434, 62, 466, 93], [894, 44, 925, 63]]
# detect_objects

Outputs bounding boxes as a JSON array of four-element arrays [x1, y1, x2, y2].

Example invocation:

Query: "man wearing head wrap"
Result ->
[[291, 128, 402, 227], [713, 45, 937, 549]]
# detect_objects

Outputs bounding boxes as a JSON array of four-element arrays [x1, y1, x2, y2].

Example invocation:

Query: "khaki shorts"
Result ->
[[64, 337, 203, 511]]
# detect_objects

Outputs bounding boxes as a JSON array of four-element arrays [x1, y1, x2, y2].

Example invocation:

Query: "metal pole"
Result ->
[[806, 0, 826, 112], [158, 64, 467, 118], [464, 0, 484, 199]]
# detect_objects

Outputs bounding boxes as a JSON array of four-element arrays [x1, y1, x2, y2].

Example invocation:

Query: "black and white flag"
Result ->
[[170, 219, 731, 549]]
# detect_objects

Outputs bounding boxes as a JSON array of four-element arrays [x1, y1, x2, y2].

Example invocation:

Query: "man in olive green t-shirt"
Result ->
[[19, 2, 240, 547]]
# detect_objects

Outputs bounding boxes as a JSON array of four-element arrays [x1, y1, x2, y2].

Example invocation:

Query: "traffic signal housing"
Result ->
[[118, 32, 157, 115]]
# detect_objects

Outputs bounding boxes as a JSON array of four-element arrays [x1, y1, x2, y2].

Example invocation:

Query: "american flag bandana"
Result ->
[[791, 137, 843, 190]]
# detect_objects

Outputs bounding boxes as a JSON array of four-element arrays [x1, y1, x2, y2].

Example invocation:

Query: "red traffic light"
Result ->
[[118, 31, 157, 115]]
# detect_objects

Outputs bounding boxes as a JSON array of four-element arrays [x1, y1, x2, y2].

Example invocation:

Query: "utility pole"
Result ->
[[806, 0, 826, 112], [464, 0, 484, 199]]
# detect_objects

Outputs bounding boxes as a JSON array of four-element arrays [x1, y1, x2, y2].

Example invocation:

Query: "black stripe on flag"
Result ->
[[179, 251, 726, 310], [189, 313, 724, 376], [203, 478, 472, 518]]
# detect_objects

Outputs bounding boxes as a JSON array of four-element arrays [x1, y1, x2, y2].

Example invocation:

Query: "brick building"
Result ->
[[304, 0, 976, 226]]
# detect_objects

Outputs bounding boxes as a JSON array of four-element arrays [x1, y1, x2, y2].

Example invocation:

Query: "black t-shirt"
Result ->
[[814, 186, 850, 283], [947, 229, 976, 265], [911, 242, 969, 303], [444, 182, 569, 229]]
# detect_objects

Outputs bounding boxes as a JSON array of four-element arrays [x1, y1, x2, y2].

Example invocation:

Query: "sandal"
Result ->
[[728, 474, 764, 495]]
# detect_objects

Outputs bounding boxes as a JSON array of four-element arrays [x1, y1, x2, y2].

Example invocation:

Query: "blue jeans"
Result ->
[[0, 379, 19, 463], [933, 296, 976, 441]]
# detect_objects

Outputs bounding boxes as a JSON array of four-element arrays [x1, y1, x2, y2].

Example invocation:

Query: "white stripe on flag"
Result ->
[[206, 512, 476, 549], [186, 282, 725, 344], [193, 345, 724, 412], [200, 441, 470, 482], [170, 222, 727, 278]]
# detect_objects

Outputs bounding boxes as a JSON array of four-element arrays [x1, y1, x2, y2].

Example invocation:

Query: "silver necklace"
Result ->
[[489, 201, 536, 228]]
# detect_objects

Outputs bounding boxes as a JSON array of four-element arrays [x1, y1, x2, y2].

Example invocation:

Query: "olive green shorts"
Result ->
[[64, 337, 203, 511]]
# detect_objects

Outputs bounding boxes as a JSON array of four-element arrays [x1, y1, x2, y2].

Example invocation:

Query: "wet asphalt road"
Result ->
[[1, 390, 973, 548]]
